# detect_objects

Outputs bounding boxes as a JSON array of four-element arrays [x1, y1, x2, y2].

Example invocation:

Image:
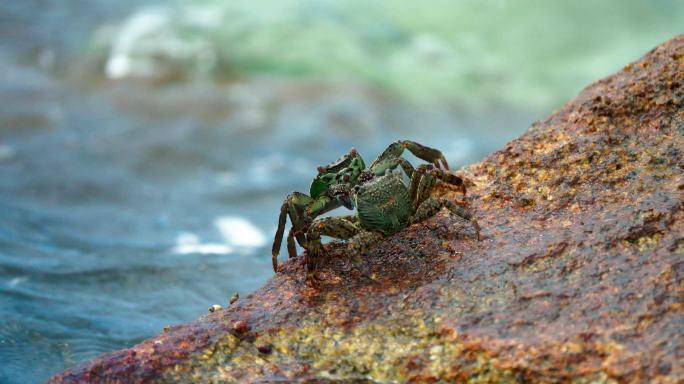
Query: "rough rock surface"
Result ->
[[49, 37, 684, 383]]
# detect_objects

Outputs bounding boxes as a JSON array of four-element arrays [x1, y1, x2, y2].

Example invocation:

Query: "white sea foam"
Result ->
[[105, 5, 221, 80], [172, 231, 233, 255], [106, 8, 169, 79], [214, 217, 266, 248]]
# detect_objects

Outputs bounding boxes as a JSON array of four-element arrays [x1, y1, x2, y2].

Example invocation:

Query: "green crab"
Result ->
[[305, 163, 480, 283], [271, 140, 457, 273]]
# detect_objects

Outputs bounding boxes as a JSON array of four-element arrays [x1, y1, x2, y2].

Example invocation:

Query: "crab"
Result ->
[[305, 163, 481, 284], [271, 140, 458, 273], [271, 147, 364, 273]]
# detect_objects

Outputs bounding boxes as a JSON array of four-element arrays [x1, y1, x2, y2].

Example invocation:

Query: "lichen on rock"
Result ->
[[50, 36, 684, 384]]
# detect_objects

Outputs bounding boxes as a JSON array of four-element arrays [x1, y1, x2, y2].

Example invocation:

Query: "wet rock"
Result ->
[[232, 320, 249, 334], [48, 36, 684, 383]]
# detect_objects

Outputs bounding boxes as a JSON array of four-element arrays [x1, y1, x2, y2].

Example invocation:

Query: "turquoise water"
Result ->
[[0, 1, 681, 383]]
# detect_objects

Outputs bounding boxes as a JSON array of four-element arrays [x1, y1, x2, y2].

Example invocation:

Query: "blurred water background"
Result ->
[[0, 0, 682, 382]]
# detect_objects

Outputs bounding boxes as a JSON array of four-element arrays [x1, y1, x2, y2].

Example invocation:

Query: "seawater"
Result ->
[[0, 1, 682, 382]]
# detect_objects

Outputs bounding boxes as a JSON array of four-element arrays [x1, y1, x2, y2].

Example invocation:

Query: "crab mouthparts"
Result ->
[[338, 195, 355, 210]]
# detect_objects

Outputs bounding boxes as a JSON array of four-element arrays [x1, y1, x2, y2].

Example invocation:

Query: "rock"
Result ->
[[231, 320, 249, 334], [48, 36, 684, 383]]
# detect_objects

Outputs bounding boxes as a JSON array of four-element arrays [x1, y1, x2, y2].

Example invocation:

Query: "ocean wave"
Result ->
[[171, 217, 267, 255], [214, 216, 267, 248], [91, 0, 684, 106], [172, 232, 234, 255]]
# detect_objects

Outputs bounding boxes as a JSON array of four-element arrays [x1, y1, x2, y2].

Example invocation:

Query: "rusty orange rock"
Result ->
[[49, 36, 684, 383], [232, 320, 249, 334]]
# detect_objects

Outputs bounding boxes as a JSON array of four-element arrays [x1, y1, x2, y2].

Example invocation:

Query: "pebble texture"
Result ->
[[49, 36, 684, 384]]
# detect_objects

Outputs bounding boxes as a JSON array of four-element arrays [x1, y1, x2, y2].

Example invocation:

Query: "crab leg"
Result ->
[[272, 192, 313, 272], [272, 198, 290, 270], [431, 168, 467, 196], [369, 157, 415, 177], [273, 188, 351, 272], [409, 165, 438, 211], [346, 230, 384, 257], [306, 216, 361, 282], [409, 166, 468, 211], [408, 164, 429, 209], [286, 227, 297, 259], [411, 197, 481, 240], [369, 140, 449, 173]]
